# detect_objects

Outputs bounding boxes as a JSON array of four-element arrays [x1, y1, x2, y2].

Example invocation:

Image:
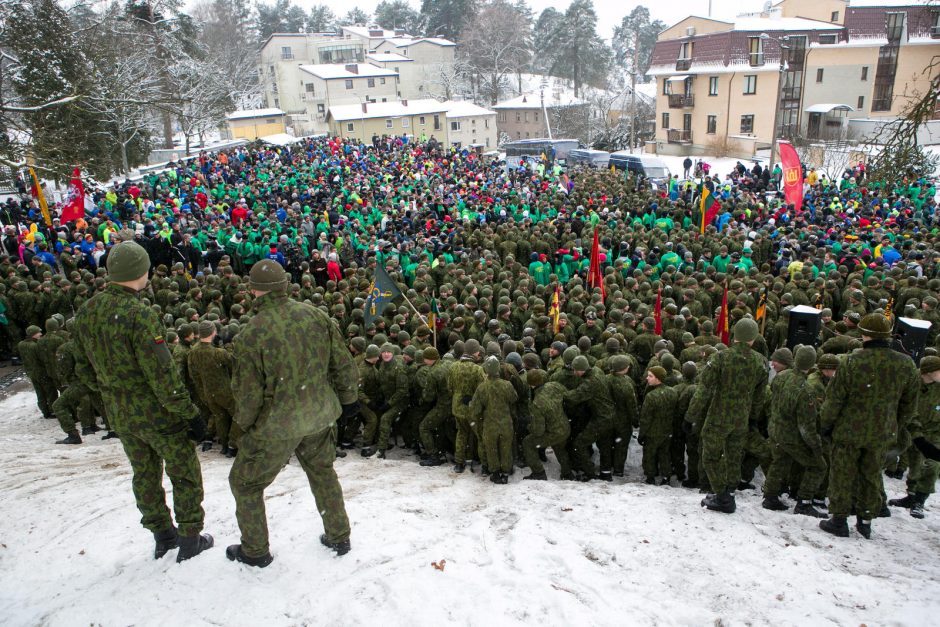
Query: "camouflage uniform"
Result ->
[[52, 339, 98, 436], [607, 367, 638, 476], [375, 353, 410, 453], [73, 284, 205, 537], [564, 365, 615, 480], [448, 356, 485, 466], [230, 290, 358, 558], [18, 333, 57, 417], [470, 358, 518, 477], [522, 376, 571, 477], [187, 340, 239, 451], [901, 379, 940, 499], [639, 382, 678, 480], [419, 357, 454, 456]]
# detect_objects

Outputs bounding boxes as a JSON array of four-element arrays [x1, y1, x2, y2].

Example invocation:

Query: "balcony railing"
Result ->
[[676, 58, 692, 71], [668, 94, 694, 108], [667, 129, 692, 143]]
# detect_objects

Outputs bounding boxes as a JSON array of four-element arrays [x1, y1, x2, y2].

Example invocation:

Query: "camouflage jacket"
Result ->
[[639, 384, 677, 440], [529, 381, 570, 440], [73, 284, 196, 435], [377, 357, 409, 408], [909, 381, 940, 446], [448, 358, 484, 415], [769, 369, 822, 451], [564, 367, 615, 420], [607, 372, 639, 429], [470, 376, 518, 425], [187, 341, 235, 405], [420, 360, 453, 407], [232, 291, 358, 439], [687, 341, 767, 432]]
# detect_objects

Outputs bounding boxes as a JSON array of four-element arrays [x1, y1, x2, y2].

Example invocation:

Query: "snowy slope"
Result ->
[[0, 389, 938, 626]]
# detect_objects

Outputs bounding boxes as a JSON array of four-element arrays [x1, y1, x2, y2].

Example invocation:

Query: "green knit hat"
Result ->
[[107, 241, 150, 282], [248, 259, 288, 293]]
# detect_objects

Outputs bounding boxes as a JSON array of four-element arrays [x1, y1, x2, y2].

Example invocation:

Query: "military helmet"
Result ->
[[463, 339, 482, 355], [350, 337, 367, 353], [733, 319, 760, 343], [423, 346, 440, 361], [817, 353, 839, 370], [794, 345, 816, 372], [920, 355, 940, 375]]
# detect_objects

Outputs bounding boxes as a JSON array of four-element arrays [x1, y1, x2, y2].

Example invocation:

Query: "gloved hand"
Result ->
[[340, 401, 361, 420], [914, 437, 940, 462], [637, 434, 647, 446], [187, 415, 207, 443], [682, 421, 694, 435]]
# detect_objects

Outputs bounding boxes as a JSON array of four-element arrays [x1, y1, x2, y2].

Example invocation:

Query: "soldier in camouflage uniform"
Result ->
[[888, 356, 940, 519], [355, 345, 381, 449], [521, 369, 571, 480], [72, 241, 213, 563], [819, 314, 920, 539], [676, 362, 702, 488], [565, 355, 615, 481], [762, 346, 828, 518], [607, 354, 638, 477], [687, 319, 767, 513], [418, 347, 454, 466], [19, 324, 58, 418], [361, 343, 409, 458], [470, 356, 518, 484], [228, 260, 359, 567], [51, 335, 100, 444], [448, 339, 485, 473], [37, 317, 68, 392], [187, 321, 239, 456], [639, 366, 678, 485]]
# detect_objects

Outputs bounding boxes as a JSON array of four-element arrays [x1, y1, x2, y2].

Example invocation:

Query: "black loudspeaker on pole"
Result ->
[[786, 305, 822, 350]]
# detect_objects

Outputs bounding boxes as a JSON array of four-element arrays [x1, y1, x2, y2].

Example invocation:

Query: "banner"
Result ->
[[586, 226, 606, 302], [549, 286, 561, 334], [654, 287, 663, 335], [700, 187, 722, 234], [60, 167, 86, 223], [364, 265, 402, 327], [778, 141, 803, 210], [717, 283, 730, 345], [28, 167, 52, 227]]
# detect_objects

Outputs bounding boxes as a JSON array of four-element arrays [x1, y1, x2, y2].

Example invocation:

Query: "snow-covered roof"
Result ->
[[731, 17, 844, 31], [848, 0, 930, 6], [383, 37, 456, 48], [259, 133, 303, 146], [493, 93, 586, 110], [366, 53, 413, 63], [804, 103, 855, 113], [226, 108, 284, 121], [299, 64, 398, 80], [342, 26, 401, 39], [328, 99, 449, 122], [441, 101, 495, 118]]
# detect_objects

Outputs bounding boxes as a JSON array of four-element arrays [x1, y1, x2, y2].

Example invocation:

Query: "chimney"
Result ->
[[362, 102, 368, 113], [345, 64, 358, 74], [394, 28, 405, 37], [369, 29, 384, 37], [401, 99, 408, 106]]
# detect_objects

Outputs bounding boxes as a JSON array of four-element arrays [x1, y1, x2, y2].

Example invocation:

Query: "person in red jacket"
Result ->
[[327, 252, 342, 282]]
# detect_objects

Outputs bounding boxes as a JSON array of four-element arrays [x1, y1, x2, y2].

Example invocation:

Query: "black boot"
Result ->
[[855, 517, 872, 539], [599, 470, 613, 482], [911, 493, 928, 520], [220, 445, 230, 456], [794, 500, 827, 518], [819, 516, 849, 537], [176, 533, 214, 562], [737, 481, 756, 491], [523, 470, 547, 480], [876, 504, 892, 518], [702, 490, 736, 514], [645, 476, 656, 485], [226, 544, 273, 568], [537, 448, 548, 463], [499, 473, 509, 485], [888, 493, 916, 509], [480, 464, 489, 476], [201, 440, 213, 452], [81, 425, 101, 435], [226, 447, 237, 459], [681, 479, 699, 489], [360, 446, 377, 458], [101, 431, 119, 440], [762, 495, 788, 511], [490, 471, 502, 484], [335, 448, 347, 458], [320, 533, 351, 556], [453, 462, 466, 473], [153, 527, 178, 559], [56, 431, 82, 445], [420, 453, 445, 467], [376, 449, 386, 459]]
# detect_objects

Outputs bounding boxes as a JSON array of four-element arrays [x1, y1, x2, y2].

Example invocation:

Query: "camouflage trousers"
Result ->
[[685, 432, 703, 486], [205, 396, 240, 449], [610, 413, 633, 475], [522, 429, 570, 476], [763, 440, 828, 500], [741, 429, 773, 484], [701, 421, 746, 493], [419, 403, 453, 456], [352, 400, 378, 446], [642, 436, 672, 479], [229, 425, 349, 559], [828, 443, 886, 519], [52, 383, 96, 434], [907, 449, 940, 495], [120, 429, 205, 537], [483, 416, 514, 474], [571, 416, 613, 479], [376, 403, 407, 451], [29, 376, 58, 418], [453, 409, 478, 464]]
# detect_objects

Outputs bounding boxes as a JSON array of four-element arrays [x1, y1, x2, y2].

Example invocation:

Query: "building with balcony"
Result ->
[[648, 0, 940, 157]]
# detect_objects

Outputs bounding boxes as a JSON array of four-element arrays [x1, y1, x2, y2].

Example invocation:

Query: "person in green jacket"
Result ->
[[227, 260, 359, 567]]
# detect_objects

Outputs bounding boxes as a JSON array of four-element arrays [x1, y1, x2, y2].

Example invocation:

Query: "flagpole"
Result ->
[[400, 291, 429, 327]]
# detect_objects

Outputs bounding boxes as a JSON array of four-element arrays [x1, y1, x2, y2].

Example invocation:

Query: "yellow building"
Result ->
[[648, 0, 940, 157], [225, 108, 287, 141]]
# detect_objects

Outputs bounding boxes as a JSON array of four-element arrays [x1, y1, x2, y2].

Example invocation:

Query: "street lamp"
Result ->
[[760, 33, 790, 175]]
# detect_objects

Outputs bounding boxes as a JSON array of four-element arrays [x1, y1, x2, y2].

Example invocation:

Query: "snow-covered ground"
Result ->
[[1, 387, 939, 626]]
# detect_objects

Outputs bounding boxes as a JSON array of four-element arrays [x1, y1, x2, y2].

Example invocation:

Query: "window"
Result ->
[[346, 122, 355, 132], [386, 119, 393, 129], [368, 78, 375, 88], [525, 132, 530, 138], [663, 78, 670, 95], [524, 111, 529, 123], [857, 95, 865, 109], [677, 41, 693, 70], [265, 118, 277, 124], [484, 119, 489, 129], [419, 116, 426, 125], [743, 75, 757, 95], [748, 37, 764, 66], [381, 98, 387, 102], [402, 118, 409, 128], [381, 77, 387, 85], [709, 76, 719, 96], [305, 83, 316, 94], [534, 111, 539, 122], [345, 79, 353, 89], [861, 66, 869, 81], [516, 112, 521, 122], [317, 104, 325, 113], [816, 68, 824, 83], [662, 112, 670, 129], [831, 11, 839, 22], [450, 121, 461, 131], [707, 115, 717, 134], [818, 34, 837, 45], [433, 114, 441, 130], [280, 46, 293, 60], [886, 12, 905, 42], [740, 114, 754, 134]]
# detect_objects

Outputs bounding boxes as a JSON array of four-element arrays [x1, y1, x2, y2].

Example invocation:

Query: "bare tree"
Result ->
[[459, 0, 531, 105]]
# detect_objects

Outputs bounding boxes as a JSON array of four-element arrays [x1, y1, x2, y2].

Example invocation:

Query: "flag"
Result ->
[[717, 283, 730, 345], [653, 287, 663, 335], [549, 286, 561, 334], [699, 186, 722, 235], [814, 293, 823, 310], [28, 167, 52, 227], [586, 226, 606, 302], [884, 295, 895, 320], [364, 264, 402, 327], [428, 296, 439, 330], [778, 141, 803, 210], [60, 167, 86, 223], [755, 286, 768, 322]]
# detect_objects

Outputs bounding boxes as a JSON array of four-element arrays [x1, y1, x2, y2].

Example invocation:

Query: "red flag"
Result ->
[[717, 283, 730, 345], [654, 287, 663, 335], [778, 141, 803, 211], [586, 226, 606, 302], [60, 167, 85, 223]]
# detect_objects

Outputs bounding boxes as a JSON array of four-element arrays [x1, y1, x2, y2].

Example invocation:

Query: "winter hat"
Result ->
[[526, 369, 547, 387], [648, 366, 667, 383], [858, 313, 892, 339], [572, 355, 590, 372], [770, 348, 793, 367], [920, 356, 940, 375], [733, 319, 760, 343], [249, 259, 288, 293], [422, 346, 440, 361], [26, 325, 41, 337], [817, 354, 839, 370], [794, 345, 816, 372], [483, 355, 501, 377], [198, 321, 216, 338], [107, 241, 150, 282]]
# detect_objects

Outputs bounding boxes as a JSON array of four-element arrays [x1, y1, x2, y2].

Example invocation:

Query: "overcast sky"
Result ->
[[291, 0, 770, 40]]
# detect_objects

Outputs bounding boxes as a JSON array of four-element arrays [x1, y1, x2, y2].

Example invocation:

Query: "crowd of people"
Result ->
[[3, 133, 940, 563]]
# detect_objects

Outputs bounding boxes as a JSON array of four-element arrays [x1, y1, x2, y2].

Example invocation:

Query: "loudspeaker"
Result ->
[[893, 316, 931, 365], [787, 305, 822, 349]]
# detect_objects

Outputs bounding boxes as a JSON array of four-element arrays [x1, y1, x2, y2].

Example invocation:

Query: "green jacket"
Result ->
[[640, 384, 677, 440], [232, 292, 357, 439], [769, 369, 822, 452], [529, 381, 570, 440], [687, 342, 767, 432], [187, 341, 235, 405]]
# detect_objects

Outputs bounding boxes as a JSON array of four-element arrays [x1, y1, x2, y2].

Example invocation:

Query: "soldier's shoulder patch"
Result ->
[[152, 335, 172, 367]]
